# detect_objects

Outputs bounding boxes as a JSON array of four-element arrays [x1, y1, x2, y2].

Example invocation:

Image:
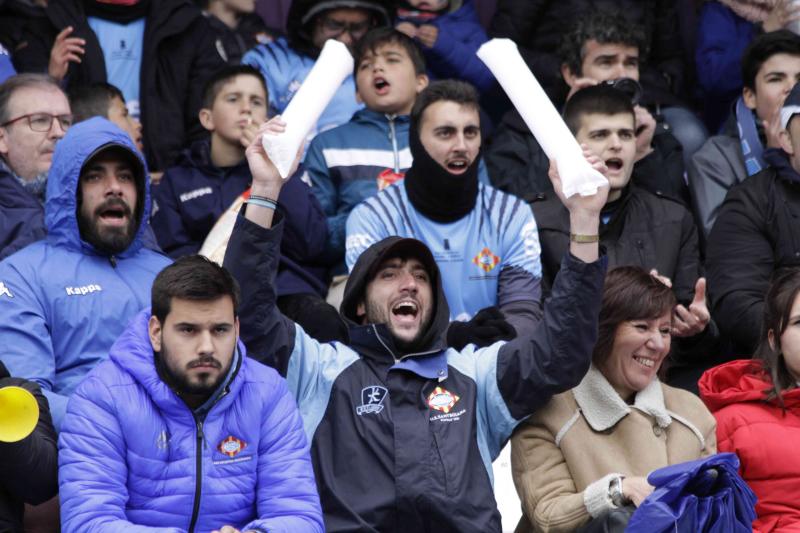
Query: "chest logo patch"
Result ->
[[472, 247, 500, 273], [357, 385, 388, 416], [217, 435, 247, 458], [427, 387, 460, 413], [377, 169, 405, 190], [0, 282, 12, 298]]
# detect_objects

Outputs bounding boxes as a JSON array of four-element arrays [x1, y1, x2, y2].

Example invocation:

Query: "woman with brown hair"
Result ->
[[699, 267, 800, 532], [511, 266, 717, 533]]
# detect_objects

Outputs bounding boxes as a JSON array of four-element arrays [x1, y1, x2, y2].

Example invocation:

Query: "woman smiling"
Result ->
[[510, 266, 717, 533]]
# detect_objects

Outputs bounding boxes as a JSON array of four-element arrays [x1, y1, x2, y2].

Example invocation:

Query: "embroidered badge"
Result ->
[[472, 247, 500, 273], [427, 387, 460, 413], [377, 169, 405, 190], [217, 435, 247, 458], [357, 386, 388, 416]]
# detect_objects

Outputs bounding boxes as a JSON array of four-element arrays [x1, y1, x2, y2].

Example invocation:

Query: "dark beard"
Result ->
[[77, 198, 137, 255], [365, 298, 430, 354], [157, 343, 229, 399]]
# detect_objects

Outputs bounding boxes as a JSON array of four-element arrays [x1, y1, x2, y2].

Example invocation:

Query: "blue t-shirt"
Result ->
[[88, 16, 145, 118], [345, 182, 542, 321]]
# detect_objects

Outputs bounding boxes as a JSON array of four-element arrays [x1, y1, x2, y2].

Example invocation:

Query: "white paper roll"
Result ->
[[477, 39, 607, 197], [262, 39, 355, 178]]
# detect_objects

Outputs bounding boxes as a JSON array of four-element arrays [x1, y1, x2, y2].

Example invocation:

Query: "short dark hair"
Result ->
[[410, 80, 479, 133], [0, 73, 64, 124], [353, 27, 426, 76], [753, 267, 800, 408], [741, 30, 800, 91], [151, 256, 241, 324], [592, 266, 676, 367], [69, 83, 125, 123], [201, 65, 268, 110], [558, 9, 647, 78], [563, 84, 635, 134]]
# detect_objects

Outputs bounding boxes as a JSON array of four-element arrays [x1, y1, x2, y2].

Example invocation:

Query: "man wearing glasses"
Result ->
[[0, 73, 72, 259], [243, 0, 392, 138]]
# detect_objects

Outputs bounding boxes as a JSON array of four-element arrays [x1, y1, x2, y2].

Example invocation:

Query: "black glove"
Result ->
[[446, 306, 516, 350]]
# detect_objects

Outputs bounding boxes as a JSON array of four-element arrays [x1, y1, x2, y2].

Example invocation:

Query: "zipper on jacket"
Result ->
[[109, 255, 117, 268], [187, 418, 204, 533], [388, 115, 400, 173]]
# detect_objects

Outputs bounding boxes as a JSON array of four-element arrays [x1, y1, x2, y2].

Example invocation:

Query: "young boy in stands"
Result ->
[[533, 84, 717, 391], [151, 65, 343, 342], [306, 27, 428, 270], [69, 82, 143, 153]]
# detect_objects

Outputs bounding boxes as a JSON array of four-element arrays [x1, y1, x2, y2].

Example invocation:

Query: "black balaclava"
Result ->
[[403, 110, 480, 223]]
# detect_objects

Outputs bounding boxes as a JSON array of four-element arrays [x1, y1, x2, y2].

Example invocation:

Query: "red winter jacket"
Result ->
[[699, 359, 800, 532]]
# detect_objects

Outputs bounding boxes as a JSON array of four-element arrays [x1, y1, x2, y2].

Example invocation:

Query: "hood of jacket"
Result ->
[[340, 236, 449, 358], [286, 0, 393, 59], [108, 309, 245, 418], [45, 116, 151, 257], [699, 359, 800, 411]]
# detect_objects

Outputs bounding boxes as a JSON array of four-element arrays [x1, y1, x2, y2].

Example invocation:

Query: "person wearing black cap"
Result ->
[[243, 0, 392, 138], [707, 81, 800, 357], [346, 79, 542, 350], [0, 117, 170, 431], [222, 113, 609, 531]]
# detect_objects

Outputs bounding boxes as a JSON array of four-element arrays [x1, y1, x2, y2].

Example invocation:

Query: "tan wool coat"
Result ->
[[511, 365, 717, 533]]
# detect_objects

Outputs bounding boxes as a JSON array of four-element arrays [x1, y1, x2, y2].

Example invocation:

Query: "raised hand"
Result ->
[[671, 277, 710, 338], [633, 105, 656, 162], [416, 24, 439, 48], [245, 116, 299, 196], [48, 26, 85, 81]]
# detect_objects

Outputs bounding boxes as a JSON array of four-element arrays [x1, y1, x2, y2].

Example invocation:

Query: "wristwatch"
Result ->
[[608, 475, 629, 507]]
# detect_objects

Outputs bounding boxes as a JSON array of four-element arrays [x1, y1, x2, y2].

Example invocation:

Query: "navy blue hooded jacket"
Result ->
[[0, 117, 170, 429], [151, 139, 329, 297], [0, 162, 46, 260]]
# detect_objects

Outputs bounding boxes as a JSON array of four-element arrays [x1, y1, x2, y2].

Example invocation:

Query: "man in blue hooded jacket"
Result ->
[[0, 116, 170, 430]]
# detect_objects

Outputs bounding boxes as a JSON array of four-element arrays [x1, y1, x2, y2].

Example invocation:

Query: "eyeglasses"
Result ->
[[319, 17, 372, 39], [0, 113, 74, 132]]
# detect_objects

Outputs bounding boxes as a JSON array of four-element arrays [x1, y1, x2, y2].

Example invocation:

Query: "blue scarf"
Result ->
[[736, 96, 767, 176]]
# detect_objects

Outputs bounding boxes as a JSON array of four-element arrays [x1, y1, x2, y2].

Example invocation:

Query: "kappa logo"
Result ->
[[65, 284, 102, 296], [179, 187, 213, 203], [217, 435, 247, 458], [472, 247, 500, 273], [356, 386, 388, 415], [0, 282, 12, 298], [427, 386, 460, 413]]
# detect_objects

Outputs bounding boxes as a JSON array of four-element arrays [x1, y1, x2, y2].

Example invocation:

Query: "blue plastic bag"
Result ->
[[626, 453, 756, 533]]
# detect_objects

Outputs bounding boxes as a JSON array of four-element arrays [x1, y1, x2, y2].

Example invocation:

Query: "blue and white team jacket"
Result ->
[[345, 181, 542, 326]]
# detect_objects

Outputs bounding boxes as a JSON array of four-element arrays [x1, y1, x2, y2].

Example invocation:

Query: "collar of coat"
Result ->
[[573, 364, 672, 432]]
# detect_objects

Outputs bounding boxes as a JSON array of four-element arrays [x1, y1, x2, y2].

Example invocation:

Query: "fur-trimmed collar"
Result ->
[[573, 365, 672, 431]]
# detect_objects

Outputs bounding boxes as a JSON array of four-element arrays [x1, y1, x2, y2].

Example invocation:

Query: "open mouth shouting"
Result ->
[[605, 157, 624, 174], [95, 199, 132, 229], [373, 76, 391, 96], [391, 299, 419, 324], [445, 157, 470, 175]]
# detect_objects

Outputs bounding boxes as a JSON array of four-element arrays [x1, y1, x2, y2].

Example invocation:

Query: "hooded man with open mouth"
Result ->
[[0, 116, 170, 430]]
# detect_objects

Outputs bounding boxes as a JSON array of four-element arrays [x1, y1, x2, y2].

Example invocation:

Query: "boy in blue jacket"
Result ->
[[152, 65, 344, 342], [306, 27, 428, 271], [394, 0, 493, 92]]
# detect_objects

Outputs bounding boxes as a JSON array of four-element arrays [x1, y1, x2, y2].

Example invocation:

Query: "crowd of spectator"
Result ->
[[2, 0, 800, 531]]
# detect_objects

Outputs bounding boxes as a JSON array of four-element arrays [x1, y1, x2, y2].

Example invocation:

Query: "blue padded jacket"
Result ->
[[59, 309, 323, 533]]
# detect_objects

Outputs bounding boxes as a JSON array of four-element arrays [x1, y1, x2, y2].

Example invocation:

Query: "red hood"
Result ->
[[699, 359, 800, 412]]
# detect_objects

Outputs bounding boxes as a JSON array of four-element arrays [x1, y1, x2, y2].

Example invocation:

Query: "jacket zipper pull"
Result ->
[[109, 255, 117, 268]]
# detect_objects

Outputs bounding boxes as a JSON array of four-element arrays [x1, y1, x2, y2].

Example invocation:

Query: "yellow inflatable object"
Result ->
[[0, 386, 39, 442]]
